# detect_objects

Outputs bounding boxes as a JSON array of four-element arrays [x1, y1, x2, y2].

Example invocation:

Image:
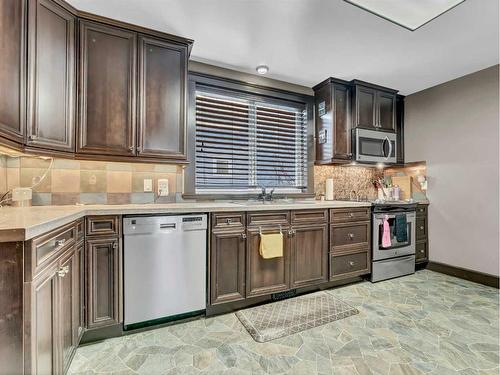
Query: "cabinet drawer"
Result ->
[[86, 216, 120, 236], [416, 217, 427, 240], [416, 241, 428, 262], [330, 251, 369, 280], [247, 211, 290, 227], [212, 212, 245, 230], [330, 207, 371, 223], [416, 205, 428, 217], [331, 222, 370, 253], [291, 209, 328, 225], [31, 222, 76, 278], [76, 219, 85, 241]]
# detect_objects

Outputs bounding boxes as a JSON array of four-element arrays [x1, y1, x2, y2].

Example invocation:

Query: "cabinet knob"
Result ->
[[420, 226, 424, 230], [241, 233, 247, 240], [128, 146, 134, 152], [288, 229, 293, 237], [348, 233, 354, 239], [55, 239, 66, 247], [113, 242, 118, 250], [57, 266, 69, 277], [420, 249, 425, 253], [349, 261, 355, 267], [226, 218, 233, 224], [349, 213, 354, 217]]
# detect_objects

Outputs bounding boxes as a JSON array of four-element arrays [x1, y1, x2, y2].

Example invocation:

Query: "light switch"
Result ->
[[143, 179, 153, 192], [158, 179, 169, 197]]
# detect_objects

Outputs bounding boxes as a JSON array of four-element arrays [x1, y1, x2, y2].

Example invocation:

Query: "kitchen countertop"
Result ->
[[0, 200, 373, 242]]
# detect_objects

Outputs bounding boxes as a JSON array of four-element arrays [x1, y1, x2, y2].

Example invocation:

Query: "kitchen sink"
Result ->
[[232, 199, 317, 205]]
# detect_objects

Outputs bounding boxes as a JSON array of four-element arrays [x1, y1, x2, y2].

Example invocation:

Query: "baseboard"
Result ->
[[426, 261, 499, 289]]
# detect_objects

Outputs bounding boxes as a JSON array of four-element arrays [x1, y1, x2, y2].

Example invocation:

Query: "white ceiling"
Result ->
[[68, 0, 499, 95]]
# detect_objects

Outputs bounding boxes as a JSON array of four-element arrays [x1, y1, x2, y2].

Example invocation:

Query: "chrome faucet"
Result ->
[[258, 186, 275, 202]]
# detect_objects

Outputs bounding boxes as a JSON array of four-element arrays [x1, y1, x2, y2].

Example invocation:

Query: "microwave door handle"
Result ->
[[387, 137, 393, 159], [382, 136, 390, 159]]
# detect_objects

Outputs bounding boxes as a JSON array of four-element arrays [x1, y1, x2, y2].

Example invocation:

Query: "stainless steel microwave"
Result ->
[[354, 128, 396, 164]]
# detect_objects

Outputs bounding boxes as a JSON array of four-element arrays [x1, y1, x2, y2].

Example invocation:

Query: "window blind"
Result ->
[[195, 88, 307, 193]]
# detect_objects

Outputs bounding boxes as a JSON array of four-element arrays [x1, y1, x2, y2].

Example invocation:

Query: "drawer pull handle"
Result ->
[[349, 261, 355, 267], [348, 233, 354, 239], [349, 213, 354, 217], [420, 226, 424, 230], [241, 233, 247, 240], [226, 218, 233, 224], [55, 239, 66, 247]]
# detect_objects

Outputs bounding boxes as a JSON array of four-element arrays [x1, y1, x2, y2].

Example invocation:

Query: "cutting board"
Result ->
[[392, 176, 412, 200]]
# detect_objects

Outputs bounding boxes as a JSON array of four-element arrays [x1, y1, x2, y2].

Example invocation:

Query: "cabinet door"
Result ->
[[377, 91, 396, 131], [396, 95, 405, 164], [0, 0, 26, 143], [59, 247, 78, 373], [332, 83, 352, 159], [246, 226, 290, 297], [86, 237, 121, 329], [76, 241, 85, 338], [314, 83, 333, 162], [355, 86, 377, 129], [31, 263, 59, 375], [137, 36, 187, 159], [78, 21, 136, 156], [290, 224, 328, 288], [26, 0, 75, 152], [210, 230, 246, 304]]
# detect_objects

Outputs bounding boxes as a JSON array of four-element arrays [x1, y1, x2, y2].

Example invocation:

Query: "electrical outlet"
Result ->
[[158, 179, 169, 197], [143, 179, 153, 192]]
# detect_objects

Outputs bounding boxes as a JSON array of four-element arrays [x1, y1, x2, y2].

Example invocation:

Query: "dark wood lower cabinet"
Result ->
[[86, 237, 121, 329], [210, 229, 246, 304], [290, 223, 328, 288], [30, 262, 59, 375], [246, 226, 291, 298], [416, 203, 429, 264], [77, 241, 85, 338], [59, 247, 79, 373]]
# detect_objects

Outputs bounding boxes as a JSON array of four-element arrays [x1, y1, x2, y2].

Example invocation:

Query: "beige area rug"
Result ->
[[236, 291, 359, 343]]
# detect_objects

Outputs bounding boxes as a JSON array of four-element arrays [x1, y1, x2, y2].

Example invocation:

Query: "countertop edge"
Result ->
[[0, 200, 429, 242]]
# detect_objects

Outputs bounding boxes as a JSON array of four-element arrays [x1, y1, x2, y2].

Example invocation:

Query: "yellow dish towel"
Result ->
[[259, 233, 283, 259]]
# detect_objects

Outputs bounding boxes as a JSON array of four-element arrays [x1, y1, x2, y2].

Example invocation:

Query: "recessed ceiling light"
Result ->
[[344, 0, 465, 31], [256, 65, 269, 75]]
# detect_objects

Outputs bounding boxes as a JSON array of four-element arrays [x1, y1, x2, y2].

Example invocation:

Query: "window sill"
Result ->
[[182, 192, 315, 201]]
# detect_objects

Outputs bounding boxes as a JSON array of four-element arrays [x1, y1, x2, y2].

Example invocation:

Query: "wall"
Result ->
[[405, 65, 499, 276], [314, 165, 381, 200], [2, 156, 184, 205]]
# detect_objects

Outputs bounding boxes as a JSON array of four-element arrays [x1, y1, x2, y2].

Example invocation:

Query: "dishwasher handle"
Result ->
[[160, 223, 176, 229]]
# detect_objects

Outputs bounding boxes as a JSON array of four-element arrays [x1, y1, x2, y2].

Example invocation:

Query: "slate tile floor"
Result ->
[[69, 270, 499, 374]]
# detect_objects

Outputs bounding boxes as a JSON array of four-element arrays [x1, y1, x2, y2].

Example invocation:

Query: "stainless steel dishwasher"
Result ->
[[123, 214, 207, 328]]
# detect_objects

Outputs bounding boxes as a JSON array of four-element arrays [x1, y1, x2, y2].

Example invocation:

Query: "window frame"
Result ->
[[184, 72, 315, 199]]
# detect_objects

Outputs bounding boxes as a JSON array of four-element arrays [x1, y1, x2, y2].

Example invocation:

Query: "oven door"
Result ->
[[355, 128, 396, 163], [373, 212, 415, 261]]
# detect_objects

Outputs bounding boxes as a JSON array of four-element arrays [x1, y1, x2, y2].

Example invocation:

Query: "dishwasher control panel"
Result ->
[[182, 215, 207, 231], [123, 214, 207, 234]]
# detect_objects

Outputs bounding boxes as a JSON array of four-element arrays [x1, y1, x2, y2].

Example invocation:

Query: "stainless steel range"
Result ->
[[371, 202, 417, 282]]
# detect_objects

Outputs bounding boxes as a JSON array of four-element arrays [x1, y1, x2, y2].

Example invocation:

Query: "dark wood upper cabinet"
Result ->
[[0, 0, 26, 144], [354, 86, 377, 129], [137, 36, 187, 159], [314, 78, 352, 164], [78, 20, 137, 156], [396, 94, 405, 164], [27, 0, 76, 152], [210, 229, 246, 304], [352, 81, 397, 132], [290, 223, 328, 288], [377, 91, 396, 131]]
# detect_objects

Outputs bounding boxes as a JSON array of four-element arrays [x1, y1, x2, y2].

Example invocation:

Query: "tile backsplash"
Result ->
[[2, 155, 184, 206], [314, 165, 382, 200]]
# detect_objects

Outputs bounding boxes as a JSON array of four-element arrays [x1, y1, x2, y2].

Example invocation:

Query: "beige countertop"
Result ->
[[0, 200, 372, 242]]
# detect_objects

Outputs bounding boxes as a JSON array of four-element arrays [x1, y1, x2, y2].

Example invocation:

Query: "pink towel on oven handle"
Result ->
[[382, 214, 392, 248]]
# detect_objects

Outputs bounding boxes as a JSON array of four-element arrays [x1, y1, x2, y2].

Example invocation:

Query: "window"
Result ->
[[195, 87, 308, 194]]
